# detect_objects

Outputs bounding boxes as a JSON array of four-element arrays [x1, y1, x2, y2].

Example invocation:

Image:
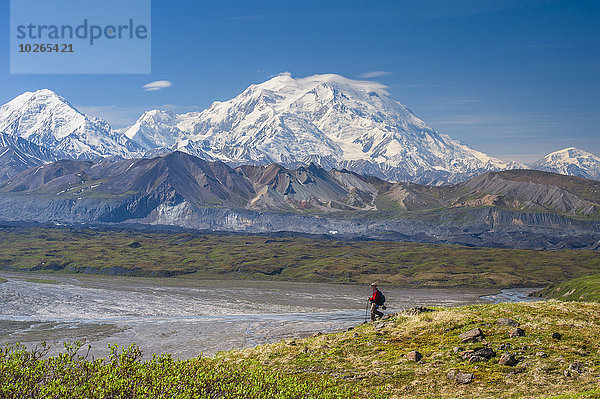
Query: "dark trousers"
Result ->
[[370, 302, 383, 321]]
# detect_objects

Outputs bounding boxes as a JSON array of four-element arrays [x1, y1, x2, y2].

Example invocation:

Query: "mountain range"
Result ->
[[0, 150, 598, 250], [0, 74, 598, 185], [0, 75, 599, 249], [122, 73, 522, 184], [3, 150, 598, 219]]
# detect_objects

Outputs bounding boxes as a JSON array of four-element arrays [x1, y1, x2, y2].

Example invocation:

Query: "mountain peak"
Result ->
[[543, 147, 596, 158], [6, 88, 74, 112], [122, 73, 514, 184], [137, 109, 179, 124], [298, 73, 389, 94], [123, 109, 188, 149], [533, 148, 600, 180], [22, 88, 61, 98], [0, 89, 142, 160], [31, 88, 63, 98], [144, 109, 176, 117], [0, 88, 86, 141], [255, 73, 390, 97]]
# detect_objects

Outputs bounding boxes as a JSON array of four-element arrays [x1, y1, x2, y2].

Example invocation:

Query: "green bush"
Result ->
[[0, 342, 358, 398]]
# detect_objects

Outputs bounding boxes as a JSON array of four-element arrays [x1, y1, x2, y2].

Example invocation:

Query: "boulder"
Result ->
[[459, 328, 484, 343], [447, 370, 474, 384], [473, 347, 496, 359], [456, 372, 474, 384], [509, 328, 525, 337], [552, 332, 562, 340], [498, 352, 519, 366], [463, 346, 495, 362], [406, 351, 423, 362], [497, 318, 520, 327]]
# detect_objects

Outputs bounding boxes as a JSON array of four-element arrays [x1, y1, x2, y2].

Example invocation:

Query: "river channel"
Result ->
[[0, 273, 539, 359]]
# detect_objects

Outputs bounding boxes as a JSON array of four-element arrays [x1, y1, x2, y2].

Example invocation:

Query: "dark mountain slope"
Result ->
[[236, 163, 378, 211], [0, 153, 598, 249], [453, 170, 600, 218], [0, 134, 59, 180]]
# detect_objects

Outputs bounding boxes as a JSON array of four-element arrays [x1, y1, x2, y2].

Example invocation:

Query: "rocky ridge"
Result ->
[[0, 151, 598, 249]]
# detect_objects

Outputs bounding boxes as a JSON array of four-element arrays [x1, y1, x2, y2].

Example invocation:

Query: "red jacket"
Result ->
[[369, 289, 382, 303]]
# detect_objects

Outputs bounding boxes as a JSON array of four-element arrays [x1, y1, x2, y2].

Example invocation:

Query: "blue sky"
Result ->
[[1, 0, 598, 162]]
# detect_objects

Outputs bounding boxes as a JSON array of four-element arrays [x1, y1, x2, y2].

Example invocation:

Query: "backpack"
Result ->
[[375, 291, 386, 306]]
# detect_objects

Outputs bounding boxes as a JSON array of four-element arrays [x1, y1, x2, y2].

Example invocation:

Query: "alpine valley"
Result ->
[[0, 74, 599, 249]]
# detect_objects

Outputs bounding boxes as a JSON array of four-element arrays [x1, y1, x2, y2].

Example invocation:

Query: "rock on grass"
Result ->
[[447, 370, 474, 384], [497, 317, 520, 327], [459, 328, 484, 343], [509, 328, 525, 337], [405, 351, 422, 362], [499, 352, 519, 366], [462, 346, 496, 362]]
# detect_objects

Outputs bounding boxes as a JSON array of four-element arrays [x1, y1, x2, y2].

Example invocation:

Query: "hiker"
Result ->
[[368, 283, 385, 321]]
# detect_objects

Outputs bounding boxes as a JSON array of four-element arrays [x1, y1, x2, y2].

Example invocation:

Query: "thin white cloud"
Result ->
[[359, 71, 391, 79], [267, 71, 292, 78], [142, 80, 172, 91]]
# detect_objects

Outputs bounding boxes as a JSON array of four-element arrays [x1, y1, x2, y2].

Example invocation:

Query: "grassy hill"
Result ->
[[222, 300, 600, 398], [535, 273, 600, 302], [1, 226, 600, 288], [1, 300, 599, 398]]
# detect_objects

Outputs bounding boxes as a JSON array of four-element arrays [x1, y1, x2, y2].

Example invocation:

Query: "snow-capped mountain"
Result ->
[[10, 80, 600, 186], [123, 109, 193, 150], [0, 89, 143, 160], [532, 148, 600, 180], [124, 73, 522, 184]]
